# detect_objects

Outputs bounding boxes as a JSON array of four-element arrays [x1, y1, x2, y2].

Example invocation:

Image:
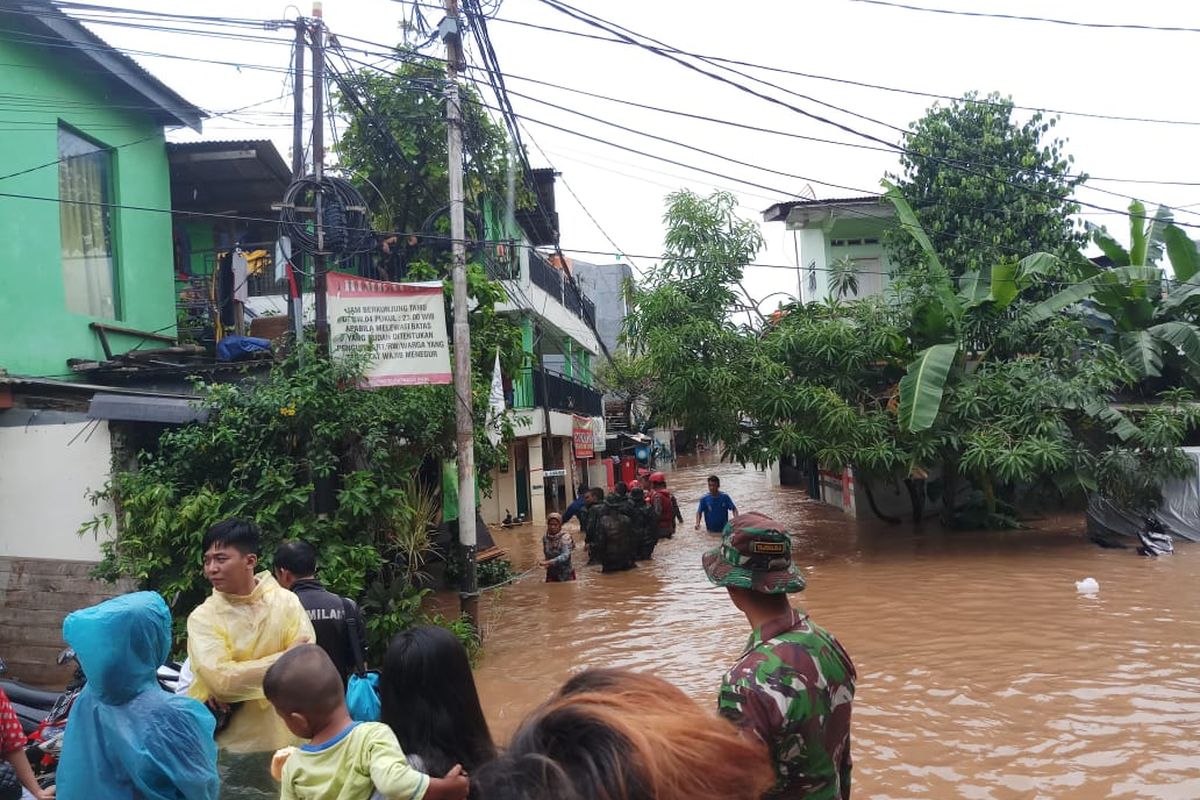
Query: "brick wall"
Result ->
[[0, 557, 133, 688]]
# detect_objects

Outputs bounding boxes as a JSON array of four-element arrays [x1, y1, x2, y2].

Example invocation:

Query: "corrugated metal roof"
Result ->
[[762, 195, 884, 222]]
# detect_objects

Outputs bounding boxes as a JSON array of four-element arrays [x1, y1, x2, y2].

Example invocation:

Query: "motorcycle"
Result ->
[[1137, 516, 1175, 557], [1, 650, 181, 787]]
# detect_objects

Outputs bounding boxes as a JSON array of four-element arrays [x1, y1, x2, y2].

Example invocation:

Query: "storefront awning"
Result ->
[[88, 393, 208, 424]]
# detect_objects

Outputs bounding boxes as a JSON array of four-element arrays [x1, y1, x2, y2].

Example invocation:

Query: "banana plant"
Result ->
[[884, 179, 1061, 432], [1026, 200, 1200, 382]]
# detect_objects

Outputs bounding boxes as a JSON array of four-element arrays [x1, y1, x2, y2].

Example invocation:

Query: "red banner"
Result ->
[[573, 415, 594, 459]]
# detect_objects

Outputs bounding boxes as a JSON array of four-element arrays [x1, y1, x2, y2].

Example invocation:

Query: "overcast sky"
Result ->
[[77, 0, 1200, 302]]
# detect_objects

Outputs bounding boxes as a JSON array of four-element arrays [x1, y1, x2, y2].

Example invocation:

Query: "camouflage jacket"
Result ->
[[717, 608, 856, 800]]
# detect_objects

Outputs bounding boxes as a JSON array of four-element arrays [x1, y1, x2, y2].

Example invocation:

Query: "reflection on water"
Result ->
[[465, 459, 1200, 799]]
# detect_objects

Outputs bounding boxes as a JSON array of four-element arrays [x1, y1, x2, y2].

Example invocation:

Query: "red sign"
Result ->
[[573, 415, 594, 459]]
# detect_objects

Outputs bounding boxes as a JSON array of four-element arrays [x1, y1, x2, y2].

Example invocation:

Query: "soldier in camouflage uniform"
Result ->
[[581, 487, 606, 565], [703, 512, 856, 800], [628, 486, 658, 560]]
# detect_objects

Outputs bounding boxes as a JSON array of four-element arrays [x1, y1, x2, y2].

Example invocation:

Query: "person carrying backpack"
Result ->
[[629, 486, 658, 560], [650, 472, 680, 541], [594, 493, 637, 573], [273, 540, 368, 687]]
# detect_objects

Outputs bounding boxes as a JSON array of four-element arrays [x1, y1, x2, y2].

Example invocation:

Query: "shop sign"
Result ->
[[327, 272, 451, 387], [543, 469, 566, 478], [573, 414, 594, 458]]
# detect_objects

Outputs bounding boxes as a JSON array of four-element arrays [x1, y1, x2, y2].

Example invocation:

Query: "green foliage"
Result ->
[[360, 579, 431, 662], [1032, 203, 1200, 387], [885, 91, 1086, 278], [623, 190, 762, 441], [829, 256, 860, 300], [335, 54, 511, 240], [898, 343, 958, 433], [1094, 390, 1200, 513], [627, 172, 1198, 530], [444, 552, 515, 590], [81, 337, 517, 645]]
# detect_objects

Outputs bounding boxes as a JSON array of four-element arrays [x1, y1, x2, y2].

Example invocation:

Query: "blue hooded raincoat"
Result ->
[[57, 592, 219, 800]]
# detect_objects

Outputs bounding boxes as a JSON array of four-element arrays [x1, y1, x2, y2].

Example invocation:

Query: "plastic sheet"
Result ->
[[57, 592, 218, 800], [1087, 447, 1200, 543]]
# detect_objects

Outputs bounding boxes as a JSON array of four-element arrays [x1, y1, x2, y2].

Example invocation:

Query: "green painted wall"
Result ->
[[513, 316, 535, 409], [0, 31, 177, 378]]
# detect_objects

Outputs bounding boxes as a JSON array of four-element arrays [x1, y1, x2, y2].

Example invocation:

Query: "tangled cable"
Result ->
[[279, 174, 374, 263]]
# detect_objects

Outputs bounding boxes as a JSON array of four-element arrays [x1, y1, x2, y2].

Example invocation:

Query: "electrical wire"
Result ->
[[391, 1, 1200, 127], [846, 0, 1200, 34], [528, 0, 1200, 227], [0, 94, 288, 183]]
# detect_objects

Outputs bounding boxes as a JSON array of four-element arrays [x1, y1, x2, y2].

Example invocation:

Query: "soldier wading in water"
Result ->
[[705, 512, 856, 800]]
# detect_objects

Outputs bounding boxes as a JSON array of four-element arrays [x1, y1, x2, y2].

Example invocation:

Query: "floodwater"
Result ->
[[467, 459, 1200, 799]]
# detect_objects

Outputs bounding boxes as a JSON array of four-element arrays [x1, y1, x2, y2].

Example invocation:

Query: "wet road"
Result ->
[[467, 459, 1200, 799]]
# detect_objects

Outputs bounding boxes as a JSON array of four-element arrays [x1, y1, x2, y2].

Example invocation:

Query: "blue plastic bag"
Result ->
[[347, 672, 381, 722]]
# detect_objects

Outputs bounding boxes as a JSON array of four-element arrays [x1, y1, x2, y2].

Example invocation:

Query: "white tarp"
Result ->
[[1087, 447, 1200, 543]]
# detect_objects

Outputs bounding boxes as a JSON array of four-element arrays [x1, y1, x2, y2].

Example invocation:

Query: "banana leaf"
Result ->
[[1149, 321, 1200, 367], [1086, 221, 1130, 267], [1081, 399, 1140, 442], [959, 267, 991, 308], [989, 261, 1020, 308], [1158, 276, 1200, 317], [1163, 224, 1200, 283], [882, 179, 944, 274], [1025, 265, 1161, 325], [1120, 330, 1163, 378], [897, 343, 958, 433], [1143, 205, 1174, 266], [1015, 252, 1060, 280], [1129, 200, 1149, 266]]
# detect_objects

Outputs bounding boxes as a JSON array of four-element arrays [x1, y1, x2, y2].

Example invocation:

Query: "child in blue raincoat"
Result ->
[[56, 592, 219, 800]]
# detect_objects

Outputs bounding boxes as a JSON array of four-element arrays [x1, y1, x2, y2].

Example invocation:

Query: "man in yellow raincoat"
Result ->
[[186, 518, 315, 791]]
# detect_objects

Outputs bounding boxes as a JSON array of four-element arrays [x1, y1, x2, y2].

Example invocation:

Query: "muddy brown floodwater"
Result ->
[[459, 459, 1200, 799]]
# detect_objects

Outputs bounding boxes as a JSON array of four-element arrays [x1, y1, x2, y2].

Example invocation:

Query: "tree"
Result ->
[[623, 190, 763, 442], [335, 53, 512, 263], [886, 91, 1086, 278], [630, 184, 1196, 529]]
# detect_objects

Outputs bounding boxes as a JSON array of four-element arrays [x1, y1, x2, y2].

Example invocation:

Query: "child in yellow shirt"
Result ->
[[264, 645, 469, 800]]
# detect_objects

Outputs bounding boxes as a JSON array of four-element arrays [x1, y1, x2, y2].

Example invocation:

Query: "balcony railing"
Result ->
[[527, 250, 597, 328], [513, 367, 603, 416]]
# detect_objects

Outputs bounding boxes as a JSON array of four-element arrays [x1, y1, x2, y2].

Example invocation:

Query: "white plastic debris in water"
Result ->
[[1075, 577, 1100, 594]]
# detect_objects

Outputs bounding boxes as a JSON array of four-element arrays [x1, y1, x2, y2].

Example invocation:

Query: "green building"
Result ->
[[0, 1, 203, 685], [0, 1, 202, 380]]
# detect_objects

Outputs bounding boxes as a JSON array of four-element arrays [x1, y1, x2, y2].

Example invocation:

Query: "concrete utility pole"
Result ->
[[443, 0, 479, 628], [289, 17, 306, 345], [311, 2, 329, 355]]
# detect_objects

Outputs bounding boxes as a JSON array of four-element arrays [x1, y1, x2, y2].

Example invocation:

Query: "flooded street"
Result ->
[[468, 460, 1200, 799]]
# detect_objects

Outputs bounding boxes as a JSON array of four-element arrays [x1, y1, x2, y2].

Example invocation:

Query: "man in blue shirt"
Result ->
[[562, 486, 589, 526], [695, 475, 738, 534]]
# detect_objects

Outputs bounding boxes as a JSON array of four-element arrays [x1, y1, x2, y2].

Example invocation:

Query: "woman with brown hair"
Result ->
[[474, 668, 775, 800]]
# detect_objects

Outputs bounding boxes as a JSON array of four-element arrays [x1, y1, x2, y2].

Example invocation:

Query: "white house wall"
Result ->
[[0, 412, 114, 561], [798, 228, 830, 304]]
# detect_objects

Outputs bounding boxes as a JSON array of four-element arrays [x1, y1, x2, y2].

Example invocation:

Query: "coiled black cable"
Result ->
[[279, 174, 374, 263]]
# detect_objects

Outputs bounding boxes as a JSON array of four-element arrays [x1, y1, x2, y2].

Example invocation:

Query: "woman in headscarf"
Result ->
[[539, 513, 575, 582]]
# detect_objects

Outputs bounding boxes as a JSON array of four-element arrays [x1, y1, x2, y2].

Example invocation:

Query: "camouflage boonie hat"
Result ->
[[702, 512, 805, 594]]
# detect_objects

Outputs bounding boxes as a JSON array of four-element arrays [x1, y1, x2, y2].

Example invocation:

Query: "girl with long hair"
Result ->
[[379, 625, 496, 779]]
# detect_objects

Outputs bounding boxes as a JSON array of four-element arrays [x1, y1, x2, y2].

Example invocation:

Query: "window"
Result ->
[[58, 126, 116, 318]]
